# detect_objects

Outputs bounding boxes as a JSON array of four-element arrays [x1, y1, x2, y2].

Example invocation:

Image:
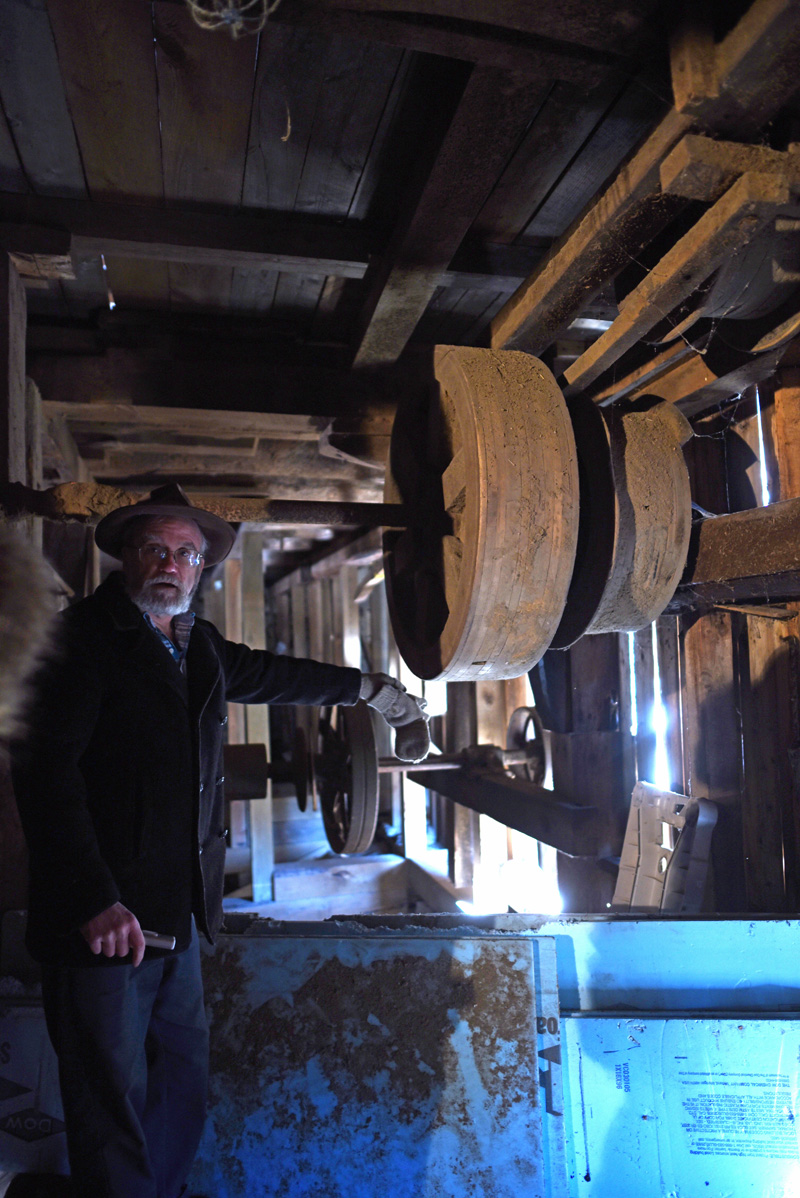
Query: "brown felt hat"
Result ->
[[94, 483, 236, 567]]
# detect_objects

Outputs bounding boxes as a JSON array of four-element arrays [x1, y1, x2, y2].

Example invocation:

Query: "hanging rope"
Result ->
[[184, 0, 282, 39]]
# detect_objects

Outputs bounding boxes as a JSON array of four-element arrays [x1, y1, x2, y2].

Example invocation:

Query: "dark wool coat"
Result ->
[[12, 572, 361, 966]]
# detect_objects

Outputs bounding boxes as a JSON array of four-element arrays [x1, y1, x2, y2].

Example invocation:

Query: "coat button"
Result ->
[[220, 715, 228, 726], [198, 846, 203, 855], [199, 782, 204, 793]]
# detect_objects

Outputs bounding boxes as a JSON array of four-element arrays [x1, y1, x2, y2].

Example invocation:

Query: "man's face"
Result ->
[[121, 517, 205, 617]]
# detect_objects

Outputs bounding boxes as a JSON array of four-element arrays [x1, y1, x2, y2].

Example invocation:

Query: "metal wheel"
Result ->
[[316, 701, 379, 855], [506, 706, 546, 785], [384, 346, 580, 680]]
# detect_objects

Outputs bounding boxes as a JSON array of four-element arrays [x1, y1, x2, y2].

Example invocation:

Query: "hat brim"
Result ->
[[95, 502, 236, 567]]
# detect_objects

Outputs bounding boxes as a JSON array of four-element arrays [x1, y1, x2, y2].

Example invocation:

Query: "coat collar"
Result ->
[[93, 573, 221, 716], [94, 572, 190, 706]]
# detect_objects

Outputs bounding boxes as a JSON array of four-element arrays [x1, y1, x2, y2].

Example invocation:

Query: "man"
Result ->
[[12, 484, 428, 1198]]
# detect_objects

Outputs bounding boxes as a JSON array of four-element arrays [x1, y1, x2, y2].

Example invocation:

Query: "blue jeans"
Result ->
[[41, 925, 209, 1198]]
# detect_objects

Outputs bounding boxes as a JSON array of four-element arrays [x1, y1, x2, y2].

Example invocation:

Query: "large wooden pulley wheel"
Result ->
[[582, 398, 692, 635], [384, 346, 580, 681], [316, 701, 379, 855]]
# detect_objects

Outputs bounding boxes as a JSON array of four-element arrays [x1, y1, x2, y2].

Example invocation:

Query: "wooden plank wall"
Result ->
[[675, 382, 800, 913]]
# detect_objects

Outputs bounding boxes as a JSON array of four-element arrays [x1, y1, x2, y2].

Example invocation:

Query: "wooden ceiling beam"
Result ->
[[490, 0, 800, 357], [271, 0, 658, 56], [273, 5, 617, 84], [30, 352, 396, 421], [352, 64, 551, 366], [672, 0, 800, 140], [0, 194, 374, 279], [563, 170, 791, 394], [41, 401, 328, 441], [670, 495, 800, 610], [92, 447, 379, 481]]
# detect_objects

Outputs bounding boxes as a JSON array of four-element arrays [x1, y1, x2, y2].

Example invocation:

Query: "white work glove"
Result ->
[[359, 673, 430, 763]]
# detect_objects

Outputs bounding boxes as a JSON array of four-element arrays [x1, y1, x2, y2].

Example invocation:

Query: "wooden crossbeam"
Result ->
[[670, 497, 800, 609], [275, 3, 618, 83], [41, 402, 328, 441], [671, 0, 800, 139], [489, 109, 692, 355], [0, 194, 374, 279], [563, 170, 790, 393], [490, 0, 800, 356], [0, 193, 543, 294], [352, 63, 552, 366]]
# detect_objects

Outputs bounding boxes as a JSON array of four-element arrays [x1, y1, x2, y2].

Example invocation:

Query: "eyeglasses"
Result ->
[[137, 543, 205, 569]]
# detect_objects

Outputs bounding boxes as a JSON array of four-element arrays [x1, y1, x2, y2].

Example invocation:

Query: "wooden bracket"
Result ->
[[661, 134, 800, 203], [564, 169, 791, 394], [0, 223, 74, 281]]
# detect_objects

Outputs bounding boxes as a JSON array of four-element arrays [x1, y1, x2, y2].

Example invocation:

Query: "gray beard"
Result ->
[[126, 576, 196, 618]]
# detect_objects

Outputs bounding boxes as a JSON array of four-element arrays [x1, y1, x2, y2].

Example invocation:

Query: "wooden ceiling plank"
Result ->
[[0, 106, 26, 195], [521, 77, 666, 241], [41, 400, 327, 441], [46, 0, 163, 200], [489, 108, 691, 354], [0, 0, 85, 197], [353, 64, 551, 366], [470, 77, 622, 245], [296, 39, 405, 220], [46, 0, 169, 306], [236, 24, 348, 314], [153, 1, 256, 311]]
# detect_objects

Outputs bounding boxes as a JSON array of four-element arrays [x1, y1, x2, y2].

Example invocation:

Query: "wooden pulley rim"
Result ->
[[584, 398, 693, 635], [383, 346, 580, 681], [317, 701, 379, 855], [550, 395, 616, 649]]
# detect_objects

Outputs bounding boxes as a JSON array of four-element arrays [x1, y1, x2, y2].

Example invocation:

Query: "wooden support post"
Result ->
[[223, 558, 248, 851], [445, 681, 479, 891], [241, 532, 273, 902], [0, 254, 26, 491], [550, 633, 629, 912], [681, 611, 746, 911], [771, 369, 800, 502], [632, 626, 657, 786], [474, 680, 511, 909], [655, 616, 685, 794], [0, 254, 28, 915], [735, 611, 800, 912], [338, 567, 361, 670]]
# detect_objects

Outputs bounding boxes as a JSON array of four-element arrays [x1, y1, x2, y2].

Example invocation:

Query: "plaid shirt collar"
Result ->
[[143, 609, 195, 667]]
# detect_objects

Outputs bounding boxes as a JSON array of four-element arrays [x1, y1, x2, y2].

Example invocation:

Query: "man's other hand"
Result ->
[[80, 902, 146, 967]]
